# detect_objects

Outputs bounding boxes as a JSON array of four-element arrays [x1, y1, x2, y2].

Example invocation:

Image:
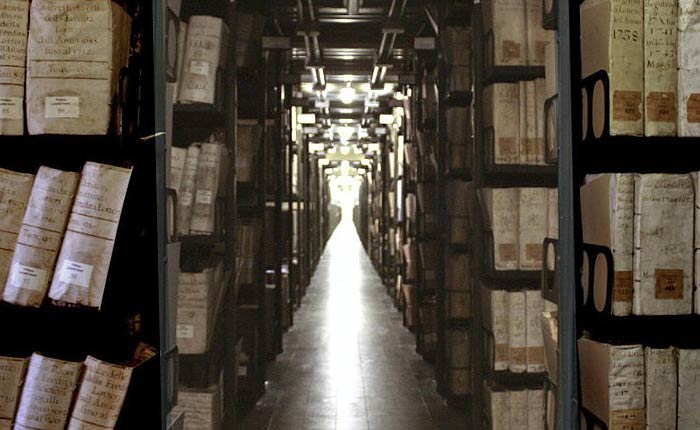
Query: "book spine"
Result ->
[[633, 174, 693, 315], [3, 167, 79, 307], [644, 0, 678, 136], [644, 347, 677, 430], [518, 81, 530, 164], [48, 162, 132, 308], [490, 289, 509, 371], [15, 354, 81, 430], [0, 356, 28, 425], [526, 290, 545, 373], [177, 16, 225, 105], [177, 145, 200, 236], [490, 0, 528, 66], [170, 147, 188, 191], [0, 169, 35, 295], [26, 0, 130, 135], [528, 389, 544, 430], [173, 21, 187, 104], [508, 290, 527, 373], [678, 0, 700, 136], [67, 357, 133, 429], [518, 188, 548, 270], [0, 0, 29, 136], [678, 349, 700, 430], [608, 345, 646, 428], [609, 0, 645, 136], [534, 78, 547, 164], [190, 143, 224, 234], [491, 188, 519, 270], [490, 84, 520, 165], [612, 173, 635, 316], [510, 389, 529, 430], [487, 387, 511, 430], [176, 270, 212, 354]]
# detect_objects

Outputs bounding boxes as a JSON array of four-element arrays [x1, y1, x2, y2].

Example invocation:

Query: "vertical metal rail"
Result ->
[[556, 0, 580, 427], [151, 1, 169, 427]]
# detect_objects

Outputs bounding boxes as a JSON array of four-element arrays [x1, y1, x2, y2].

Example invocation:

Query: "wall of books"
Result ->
[[0, 0, 166, 428]]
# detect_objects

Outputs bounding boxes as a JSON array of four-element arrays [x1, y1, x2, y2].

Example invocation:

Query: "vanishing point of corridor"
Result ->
[[240, 217, 467, 430]]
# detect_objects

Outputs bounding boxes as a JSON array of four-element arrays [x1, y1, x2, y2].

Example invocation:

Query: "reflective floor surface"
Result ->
[[239, 218, 468, 430]]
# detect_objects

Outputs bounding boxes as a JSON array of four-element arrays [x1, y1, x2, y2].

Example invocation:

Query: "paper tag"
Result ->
[[238, 366, 248, 376], [180, 191, 192, 206], [189, 60, 210, 76], [195, 190, 213, 205], [687, 94, 700, 123], [655, 269, 684, 299], [45, 97, 80, 119], [499, 243, 517, 263], [497, 137, 517, 157], [525, 244, 542, 262], [176, 324, 194, 339], [0, 97, 22, 119], [613, 91, 643, 121], [502, 40, 522, 62], [265, 283, 276, 290], [10, 264, 47, 292], [58, 260, 93, 288], [614, 271, 634, 303], [646, 92, 676, 122]]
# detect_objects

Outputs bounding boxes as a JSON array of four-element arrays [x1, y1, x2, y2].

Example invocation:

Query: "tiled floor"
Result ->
[[238, 218, 468, 430]]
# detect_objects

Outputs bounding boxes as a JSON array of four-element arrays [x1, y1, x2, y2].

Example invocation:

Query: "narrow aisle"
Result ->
[[240, 217, 467, 430]]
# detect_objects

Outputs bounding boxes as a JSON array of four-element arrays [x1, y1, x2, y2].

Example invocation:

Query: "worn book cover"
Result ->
[[14, 354, 81, 430], [26, 0, 131, 135], [190, 143, 227, 234], [177, 15, 229, 105], [578, 339, 645, 429], [483, 287, 509, 371], [484, 84, 520, 165], [0, 168, 34, 295], [485, 188, 519, 270], [633, 174, 693, 315], [581, 174, 635, 316], [644, 0, 678, 136], [48, 162, 132, 308], [177, 144, 200, 236], [508, 290, 527, 373], [518, 188, 547, 270], [678, 0, 700, 136], [645, 347, 677, 430], [170, 147, 187, 191], [510, 389, 529, 430], [526, 290, 545, 373], [0, 0, 29, 135], [535, 78, 547, 164], [528, 389, 544, 430], [67, 357, 133, 429], [581, 0, 644, 136], [678, 349, 700, 429], [3, 167, 79, 307], [0, 356, 27, 429], [485, 385, 510, 430], [482, 0, 527, 66], [518, 81, 529, 164], [173, 383, 223, 430]]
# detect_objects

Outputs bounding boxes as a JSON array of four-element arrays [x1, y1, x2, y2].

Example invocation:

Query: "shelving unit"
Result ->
[[0, 1, 167, 427]]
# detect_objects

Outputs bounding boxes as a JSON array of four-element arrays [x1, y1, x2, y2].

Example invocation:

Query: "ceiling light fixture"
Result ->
[[339, 82, 356, 105]]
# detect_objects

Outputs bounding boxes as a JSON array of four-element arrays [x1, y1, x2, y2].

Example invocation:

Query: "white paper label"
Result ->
[[58, 260, 93, 288], [189, 60, 210, 76], [238, 366, 247, 376], [0, 97, 22, 119], [196, 190, 213, 205], [176, 324, 194, 339], [265, 283, 275, 290], [44, 97, 80, 119], [180, 191, 192, 206], [10, 264, 47, 292]]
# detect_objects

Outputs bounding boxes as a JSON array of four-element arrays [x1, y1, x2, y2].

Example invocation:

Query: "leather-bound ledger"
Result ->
[[0, 0, 29, 136], [3, 167, 79, 307]]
